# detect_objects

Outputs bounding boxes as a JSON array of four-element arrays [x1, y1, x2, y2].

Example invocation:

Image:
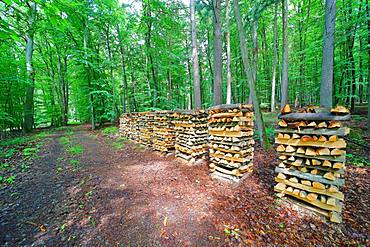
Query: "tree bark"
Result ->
[[271, 3, 277, 112], [367, 0, 370, 130], [233, 0, 270, 149], [24, 1, 37, 132], [212, 0, 223, 106], [226, 0, 232, 104], [105, 24, 115, 122], [190, 0, 201, 110], [117, 25, 129, 113], [280, 0, 289, 110], [320, 0, 336, 109], [83, 19, 95, 130]]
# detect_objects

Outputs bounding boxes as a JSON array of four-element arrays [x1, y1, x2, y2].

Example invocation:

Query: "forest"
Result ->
[[0, 0, 369, 245], [0, 0, 369, 133]]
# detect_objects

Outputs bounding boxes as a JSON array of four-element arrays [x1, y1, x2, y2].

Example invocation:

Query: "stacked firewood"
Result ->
[[173, 110, 208, 163], [137, 112, 156, 146], [126, 112, 140, 141], [274, 104, 350, 223], [153, 111, 176, 153], [119, 113, 131, 137], [208, 104, 255, 181]]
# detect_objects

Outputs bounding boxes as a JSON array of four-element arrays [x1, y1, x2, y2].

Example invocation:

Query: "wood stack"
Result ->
[[137, 112, 156, 147], [153, 111, 176, 153], [208, 104, 255, 181], [274, 104, 350, 223], [127, 112, 140, 142], [173, 110, 208, 163], [119, 113, 131, 137]]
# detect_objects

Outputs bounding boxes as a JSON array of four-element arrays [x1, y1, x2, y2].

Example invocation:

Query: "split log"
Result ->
[[278, 112, 351, 121]]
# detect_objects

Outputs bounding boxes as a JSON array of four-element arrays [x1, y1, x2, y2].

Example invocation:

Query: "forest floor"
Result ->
[[0, 118, 369, 246]]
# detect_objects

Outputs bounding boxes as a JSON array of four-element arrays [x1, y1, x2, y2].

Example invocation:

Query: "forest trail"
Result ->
[[0, 126, 369, 246]]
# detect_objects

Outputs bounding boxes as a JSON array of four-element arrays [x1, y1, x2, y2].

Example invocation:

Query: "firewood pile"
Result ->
[[153, 111, 176, 153], [119, 112, 140, 141], [274, 104, 350, 223], [208, 104, 255, 182], [137, 112, 156, 146], [119, 113, 130, 137], [173, 110, 208, 163]]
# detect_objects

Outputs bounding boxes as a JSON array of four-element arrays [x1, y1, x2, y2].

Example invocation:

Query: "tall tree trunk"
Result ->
[[24, 1, 37, 132], [281, 0, 289, 109], [190, 0, 201, 110], [226, 0, 232, 104], [212, 0, 223, 106], [271, 3, 277, 112], [143, 1, 157, 108], [366, 0, 370, 130], [320, 0, 336, 109], [106, 25, 115, 122], [249, 19, 258, 105], [117, 25, 129, 113], [84, 20, 95, 130], [233, 0, 270, 149]]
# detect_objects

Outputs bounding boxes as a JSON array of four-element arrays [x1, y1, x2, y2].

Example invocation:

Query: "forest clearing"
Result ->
[[0, 0, 370, 246]]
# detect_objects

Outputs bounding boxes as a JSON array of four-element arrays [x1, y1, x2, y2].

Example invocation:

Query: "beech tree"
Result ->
[[320, 0, 336, 109], [280, 0, 289, 109], [191, 0, 201, 110], [212, 0, 223, 106]]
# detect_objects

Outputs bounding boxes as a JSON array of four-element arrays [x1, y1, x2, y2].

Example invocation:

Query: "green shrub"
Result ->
[[102, 126, 118, 135], [67, 145, 84, 155]]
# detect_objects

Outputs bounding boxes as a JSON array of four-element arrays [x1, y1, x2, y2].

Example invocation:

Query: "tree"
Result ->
[[320, 0, 336, 109], [233, 0, 270, 149], [212, 0, 222, 106], [24, 1, 37, 132], [280, 0, 289, 109], [271, 2, 277, 112], [190, 0, 201, 110], [226, 0, 232, 104]]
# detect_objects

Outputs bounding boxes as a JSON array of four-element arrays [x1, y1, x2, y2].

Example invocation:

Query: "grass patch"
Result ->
[[59, 136, 71, 146], [112, 141, 125, 150], [0, 175, 16, 186], [0, 148, 17, 159], [69, 159, 81, 170], [102, 126, 118, 135], [22, 147, 39, 158], [67, 145, 84, 156], [0, 136, 32, 147], [346, 154, 369, 167]]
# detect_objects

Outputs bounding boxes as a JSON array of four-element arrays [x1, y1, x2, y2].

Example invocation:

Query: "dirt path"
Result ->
[[1, 126, 369, 246]]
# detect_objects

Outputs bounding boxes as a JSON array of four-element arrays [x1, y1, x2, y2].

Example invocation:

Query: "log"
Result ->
[[275, 178, 344, 200], [331, 105, 350, 114], [329, 211, 342, 223], [275, 127, 350, 137], [275, 138, 346, 148], [275, 167, 345, 186], [278, 112, 351, 121], [274, 187, 342, 212], [281, 104, 292, 114], [276, 151, 346, 162]]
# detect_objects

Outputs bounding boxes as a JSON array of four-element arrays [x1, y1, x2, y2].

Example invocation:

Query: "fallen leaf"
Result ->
[[39, 224, 47, 232], [163, 216, 168, 226]]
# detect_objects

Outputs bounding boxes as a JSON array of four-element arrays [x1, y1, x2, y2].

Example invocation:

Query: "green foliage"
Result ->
[[22, 147, 39, 158], [1, 175, 16, 185], [0, 137, 31, 147], [59, 136, 71, 146], [102, 126, 119, 135], [69, 159, 81, 170], [0, 163, 11, 171], [112, 141, 125, 150], [346, 154, 369, 167], [67, 145, 84, 156], [0, 148, 16, 159]]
